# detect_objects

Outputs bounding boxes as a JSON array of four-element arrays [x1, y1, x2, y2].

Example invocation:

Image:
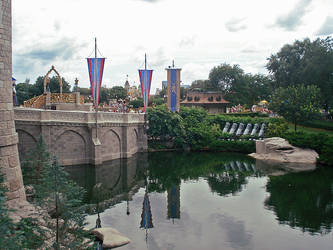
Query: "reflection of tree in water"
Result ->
[[265, 167, 333, 235], [147, 152, 256, 196], [207, 171, 248, 197]]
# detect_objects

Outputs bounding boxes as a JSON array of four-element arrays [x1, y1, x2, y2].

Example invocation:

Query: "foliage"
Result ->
[[266, 119, 289, 137], [16, 82, 37, 105], [15, 76, 71, 105], [0, 174, 17, 249], [281, 131, 333, 166], [129, 98, 143, 108], [147, 105, 185, 141], [266, 37, 333, 111], [34, 156, 92, 249], [147, 152, 255, 194], [300, 119, 333, 131], [35, 75, 71, 95], [21, 138, 93, 249], [0, 174, 44, 249], [109, 86, 127, 101], [179, 107, 214, 149], [265, 168, 333, 234], [269, 84, 321, 131], [209, 140, 255, 153]]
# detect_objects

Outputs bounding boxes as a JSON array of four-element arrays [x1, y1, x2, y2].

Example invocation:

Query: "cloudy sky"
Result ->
[[12, 0, 333, 93]]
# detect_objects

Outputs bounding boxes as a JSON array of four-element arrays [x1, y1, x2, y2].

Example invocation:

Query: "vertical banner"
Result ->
[[166, 68, 181, 112], [87, 58, 105, 109], [138, 69, 153, 112]]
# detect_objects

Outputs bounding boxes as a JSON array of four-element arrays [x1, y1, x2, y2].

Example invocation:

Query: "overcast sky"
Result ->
[[12, 0, 333, 92]]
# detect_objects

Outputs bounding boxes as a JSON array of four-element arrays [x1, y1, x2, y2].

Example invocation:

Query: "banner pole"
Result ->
[[95, 37, 98, 139]]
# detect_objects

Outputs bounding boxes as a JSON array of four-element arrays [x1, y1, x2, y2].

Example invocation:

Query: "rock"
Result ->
[[249, 137, 318, 168], [92, 227, 131, 249]]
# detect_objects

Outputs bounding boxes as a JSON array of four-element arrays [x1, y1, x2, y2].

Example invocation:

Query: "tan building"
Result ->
[[181, 91, 230, 114]]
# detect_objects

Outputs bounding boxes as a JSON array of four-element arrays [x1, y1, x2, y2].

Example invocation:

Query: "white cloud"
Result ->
[[11, 0, 333, 93]]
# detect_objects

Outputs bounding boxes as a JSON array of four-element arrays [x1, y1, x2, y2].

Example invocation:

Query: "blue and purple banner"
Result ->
[[166, 68, 181, 112], [87, 58, 105, 108], [138, 69, 153, 112]]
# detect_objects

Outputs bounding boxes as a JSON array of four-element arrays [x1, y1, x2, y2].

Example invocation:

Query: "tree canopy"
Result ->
[[266, 37, 333, 111], [269, 84, 321, 131]]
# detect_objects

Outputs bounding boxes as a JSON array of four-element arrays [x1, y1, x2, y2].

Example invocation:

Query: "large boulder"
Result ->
[[249, 137, 318, 170], [92, 227, 130, 249]]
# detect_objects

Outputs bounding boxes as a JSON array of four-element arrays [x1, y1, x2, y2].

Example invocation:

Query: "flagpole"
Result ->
[[95, 37, 98, 139]]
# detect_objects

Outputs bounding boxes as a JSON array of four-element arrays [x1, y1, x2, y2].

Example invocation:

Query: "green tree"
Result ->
[[266, 37, 333, 111], [109, 86, 127, 100], [129, 98, 144, 108], [34, 156, 92, 249], [147, 105, 185, 142], [0, 174, 17, 249], [208, 63, 244, 94], [34, 76, 72, 96], [269, 84, 321, 131], [15, 82, 36, 105]]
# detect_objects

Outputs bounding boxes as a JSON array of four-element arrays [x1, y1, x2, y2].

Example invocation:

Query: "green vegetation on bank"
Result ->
[[147, 105, 333, 166], [0, 137, 95, 249]]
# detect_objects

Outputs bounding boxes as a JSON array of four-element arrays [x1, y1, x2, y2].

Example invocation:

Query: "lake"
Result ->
[[66, 152, 333, 250]]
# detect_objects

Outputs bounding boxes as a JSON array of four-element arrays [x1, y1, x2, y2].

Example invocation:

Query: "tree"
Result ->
[[269, 84, 321, 131], [15, 82, 36, 105], [34, 156, 92, 249], [266, 37, 333, 111], [34, 76, 72, 96], [208, 63, 244, 93], [109, 86, 127, 101], [147, 105, 185, 141]]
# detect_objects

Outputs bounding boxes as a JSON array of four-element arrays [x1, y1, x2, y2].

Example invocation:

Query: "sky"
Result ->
[[12, 0, 333, 93]]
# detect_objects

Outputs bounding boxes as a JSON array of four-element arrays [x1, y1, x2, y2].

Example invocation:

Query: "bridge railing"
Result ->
[[14, 108, 145, 124]]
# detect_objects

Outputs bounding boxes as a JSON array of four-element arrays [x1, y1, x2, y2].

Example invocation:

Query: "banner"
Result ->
[[138, 69, 153, 112], [166, 68, 181, 112], [87, 58, 105, 108]]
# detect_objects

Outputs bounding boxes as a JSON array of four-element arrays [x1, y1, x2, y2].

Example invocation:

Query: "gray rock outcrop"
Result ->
[[92, 227, 131, 249], [249, 137, 318, 170]]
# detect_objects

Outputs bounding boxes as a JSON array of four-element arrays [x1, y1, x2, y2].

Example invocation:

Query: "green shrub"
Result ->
[[281, 131, 333, 166], [319, 139, 333, 165], [266, 119, 289, 137], [209, 140, 255, 153], [300, 119, 333, 131]]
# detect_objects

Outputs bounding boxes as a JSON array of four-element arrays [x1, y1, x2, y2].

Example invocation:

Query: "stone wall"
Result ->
[[14, 108, 148, 166], [0, 0, 26, 203]]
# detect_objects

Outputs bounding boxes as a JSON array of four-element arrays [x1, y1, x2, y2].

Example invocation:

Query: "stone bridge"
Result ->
[[14, 108, 147, 166]]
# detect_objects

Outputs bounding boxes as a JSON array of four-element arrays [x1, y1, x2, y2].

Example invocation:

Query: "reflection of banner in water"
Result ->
[[140, 193, 153, 229], [168, 185, 180, 219]]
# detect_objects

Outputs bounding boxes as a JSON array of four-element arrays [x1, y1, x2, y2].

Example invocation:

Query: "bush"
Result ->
[[266, 119, 289, 137], [319, 139, 333, 166], [300, 119, 333, 131], [209, 140, 255, 153], [281, 131, 333, 166]]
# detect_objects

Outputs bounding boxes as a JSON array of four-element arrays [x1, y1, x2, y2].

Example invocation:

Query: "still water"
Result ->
[[66, 152, 333, 250]]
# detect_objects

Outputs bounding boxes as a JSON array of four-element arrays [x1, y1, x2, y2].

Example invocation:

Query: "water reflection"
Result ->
[[265, 166, 333, 235], [66, 152, 333, 237]]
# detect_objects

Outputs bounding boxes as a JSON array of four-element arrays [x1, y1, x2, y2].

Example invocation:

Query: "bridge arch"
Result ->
[[101, 129, 121, 161], [16, 129, 37, 161], [54, 130, 87, 164]]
